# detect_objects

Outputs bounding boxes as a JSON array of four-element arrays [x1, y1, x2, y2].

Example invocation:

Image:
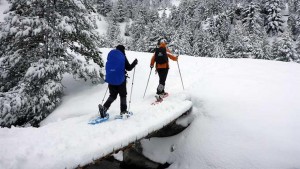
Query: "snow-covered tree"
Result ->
[[242, 2, 264, 36], [264, 0, 284, 36], [0, 0, 104, 127], [168, 6, 180, 29], [288, 0, 300, 39], [275, 31, 298, 62], [148, 9, 159, 23], [261, 37, 273, 60], [94, 0, 112, 17], [226, 22, 252, 58], [106, 4, 119, 23], [106, 20, 122, 47], [213, 38, 226, 58], [203, 0, 227, 16], [210, 13, 231, 43], [296, 35, 300, 56], [142, 20, 167, 52], [116, 0, 127, 22], [129, 8, 148, 51]]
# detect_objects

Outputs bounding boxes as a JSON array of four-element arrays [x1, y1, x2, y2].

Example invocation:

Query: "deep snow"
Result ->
[[1, 48, 300, 169], [1, 1, 300, 168]]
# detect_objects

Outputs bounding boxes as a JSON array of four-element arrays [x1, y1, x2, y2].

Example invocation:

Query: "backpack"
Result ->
[[155, 47, 168, 64], [105, 49, 125, 85]]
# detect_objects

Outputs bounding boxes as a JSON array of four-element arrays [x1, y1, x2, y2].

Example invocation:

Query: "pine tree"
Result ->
[[179, 25, 194, 55], [116, 0, 127, 22], [0, 0, 104, 127], [107, 4, 119, 23], [94, 0, 112, 17], [242, 2, 264, 36], [143, 20, 166, 52], [275, 31, 297, 62], [213, 38, 226, 58], [288, 0, 300, 39], [106, 20, 122, 47], [203, 0, 227, 16], [295, 35, 300, 62], [148, 8, 159, 23], [129, 8, 148, 51], [210, 13, 231, 43], [168, 6, 181, 29], [264, 0, 284, 36], [261, 37, 273, 60], [226, 22, 252, 58]]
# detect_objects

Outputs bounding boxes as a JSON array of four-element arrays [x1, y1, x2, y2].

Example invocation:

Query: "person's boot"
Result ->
[[161, 92, 168, 98], [98, 104, 108, 118], [155, 94, 163, 101], [120, 111, 133, 119]]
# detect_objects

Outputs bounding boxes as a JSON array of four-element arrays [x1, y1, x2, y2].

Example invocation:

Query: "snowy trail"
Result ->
[[0, 49, 194, 169], [1, 49, 300, 169], [0, 93, 192, 169]]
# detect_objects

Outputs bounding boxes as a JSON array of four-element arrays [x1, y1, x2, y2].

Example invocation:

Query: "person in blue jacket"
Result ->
[[99, 45, 138, 118]]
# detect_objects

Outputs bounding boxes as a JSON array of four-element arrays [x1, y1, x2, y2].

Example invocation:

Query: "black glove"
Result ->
[[132, 58, 138, 66], [150, 65, 154, 69]]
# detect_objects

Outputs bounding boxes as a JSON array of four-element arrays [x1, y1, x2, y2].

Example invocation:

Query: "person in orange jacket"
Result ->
[[150, 39, 178, 101]]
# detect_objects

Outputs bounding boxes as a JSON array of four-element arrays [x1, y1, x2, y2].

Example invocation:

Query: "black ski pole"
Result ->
[[128, 67, 136, 111], [99, 85, 109, 117], [177, 55, 185, 90], [101, 85, 109, 105], [143, 67, 153, 98]]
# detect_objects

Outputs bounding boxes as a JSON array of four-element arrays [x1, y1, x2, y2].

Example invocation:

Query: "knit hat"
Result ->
[[116, 45, 125, 55], [157, 39, 167, 46]]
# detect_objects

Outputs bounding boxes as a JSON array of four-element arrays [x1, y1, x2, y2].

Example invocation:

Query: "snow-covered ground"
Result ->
[[1, 2, 300, 168], [1, 48, 300, 169]]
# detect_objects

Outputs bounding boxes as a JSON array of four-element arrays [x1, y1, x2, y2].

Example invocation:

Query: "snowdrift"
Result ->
[[0, 92, 192, 169]]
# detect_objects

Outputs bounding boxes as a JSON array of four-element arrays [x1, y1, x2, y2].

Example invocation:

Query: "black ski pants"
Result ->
[[103, 80, 127, 112], [156, 68, 169, 94]]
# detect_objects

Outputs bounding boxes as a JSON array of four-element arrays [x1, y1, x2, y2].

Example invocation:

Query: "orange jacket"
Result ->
[[150, 43, 177, 69]]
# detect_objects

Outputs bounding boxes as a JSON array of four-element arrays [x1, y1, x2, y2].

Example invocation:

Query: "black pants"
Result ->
[[103, 80, 127, 112], [156, 68, 169, 94]]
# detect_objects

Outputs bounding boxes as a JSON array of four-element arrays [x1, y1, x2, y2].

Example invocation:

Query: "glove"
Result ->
[[150, 65, 154, 69], [132, 59, 138, 66]]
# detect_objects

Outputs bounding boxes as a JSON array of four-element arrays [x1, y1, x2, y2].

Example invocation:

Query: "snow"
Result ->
[[95, 15, 109, 35], [1, 48, 300, 169], [0, 49, 192, 169], [171, 0, 181, 7], [142, 58, 300, 169], [1, 1, 300, 168], [119, 21, 131, 41], [158, 8, 171, 18], [0, 0, 9, 22]]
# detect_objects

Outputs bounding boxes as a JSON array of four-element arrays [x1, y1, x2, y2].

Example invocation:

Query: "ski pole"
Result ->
[[177, 55, 185, 90], [101, 85, 109, 105], [128, 67, 136, 111], [143, 67, 153, 98]]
